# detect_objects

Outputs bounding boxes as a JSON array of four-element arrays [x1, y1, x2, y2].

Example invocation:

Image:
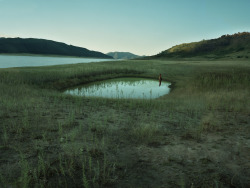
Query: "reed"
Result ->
[[0, 59, 249, 187]]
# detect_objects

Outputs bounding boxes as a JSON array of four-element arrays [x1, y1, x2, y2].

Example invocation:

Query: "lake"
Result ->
[[0, 55, 113, 68], [65, 78, 171, 99]]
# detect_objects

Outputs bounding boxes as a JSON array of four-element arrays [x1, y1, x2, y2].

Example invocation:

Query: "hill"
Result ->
[[107, 52, 141, 59], [0, 38, 112, 58], [150, 32, 250, 60]]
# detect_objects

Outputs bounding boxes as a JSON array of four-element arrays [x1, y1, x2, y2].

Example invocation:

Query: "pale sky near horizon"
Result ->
[[0, 0, 250, 56]]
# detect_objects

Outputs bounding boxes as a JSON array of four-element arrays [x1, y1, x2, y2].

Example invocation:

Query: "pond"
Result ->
[[64, 78, 171, 99], [0, 55, 113, 68]]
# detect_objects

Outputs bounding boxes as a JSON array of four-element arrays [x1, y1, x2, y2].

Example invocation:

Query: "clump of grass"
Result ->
[[80, 154, 117, 187], [82, 164, 89, 188], [2, 126, 9, 146], [0, 172, 5, 186], [18, 155, 31, 188], [194, 70, 250, 91], [131, 123, 162, 144], [200, 113, 221, 132], [181, 128, 202, 142]]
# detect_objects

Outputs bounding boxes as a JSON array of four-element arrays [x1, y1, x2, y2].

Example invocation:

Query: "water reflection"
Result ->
[[65, 78, 171, 99], [0, 55, 113, 68]]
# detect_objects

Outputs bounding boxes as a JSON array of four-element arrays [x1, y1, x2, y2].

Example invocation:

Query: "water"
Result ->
[[0, 55, 113, 68], [65, 78, 171, 99]]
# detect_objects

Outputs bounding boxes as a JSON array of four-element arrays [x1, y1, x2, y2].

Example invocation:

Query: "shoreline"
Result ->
[[0, 53, 113, 59]]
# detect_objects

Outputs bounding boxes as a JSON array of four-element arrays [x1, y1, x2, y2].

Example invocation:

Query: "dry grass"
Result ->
[[0, 59, 249, 187]]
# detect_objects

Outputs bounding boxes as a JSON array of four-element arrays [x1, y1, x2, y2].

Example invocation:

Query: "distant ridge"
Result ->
[[0, 38, 112, 59], [107, 52, 141, 59], [150, 32, 250, 60]]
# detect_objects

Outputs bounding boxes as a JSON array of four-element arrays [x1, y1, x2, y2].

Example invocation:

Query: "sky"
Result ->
[[0, 0, 250, 56]]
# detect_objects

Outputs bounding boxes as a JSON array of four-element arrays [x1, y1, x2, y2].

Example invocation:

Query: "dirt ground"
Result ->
[[1, 95, 249, 188]]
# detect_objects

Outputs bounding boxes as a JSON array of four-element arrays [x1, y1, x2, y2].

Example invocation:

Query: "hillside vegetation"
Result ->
[[151, 32, 250, 60], [0, 38, 112, 58], [107, 52, 140, 59]]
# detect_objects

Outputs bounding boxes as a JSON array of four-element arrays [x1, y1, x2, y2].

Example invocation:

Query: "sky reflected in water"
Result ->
[[65, 78, 171, 99]]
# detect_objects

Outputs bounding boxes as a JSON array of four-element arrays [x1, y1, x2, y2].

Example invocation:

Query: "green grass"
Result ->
[[151, 32, 250, 60], [0, 59, 250, 187]]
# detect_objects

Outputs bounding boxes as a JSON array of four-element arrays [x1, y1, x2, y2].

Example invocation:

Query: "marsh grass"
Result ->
[[131, 123, 163, 144], [194, 70, 250, 91], [0, 60, 249, 187], [200, 112, 222, 132], [2, 126, 9, 146]]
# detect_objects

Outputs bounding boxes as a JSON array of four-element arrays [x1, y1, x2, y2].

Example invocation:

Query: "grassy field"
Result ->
[[0, 59, 249, 187]]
